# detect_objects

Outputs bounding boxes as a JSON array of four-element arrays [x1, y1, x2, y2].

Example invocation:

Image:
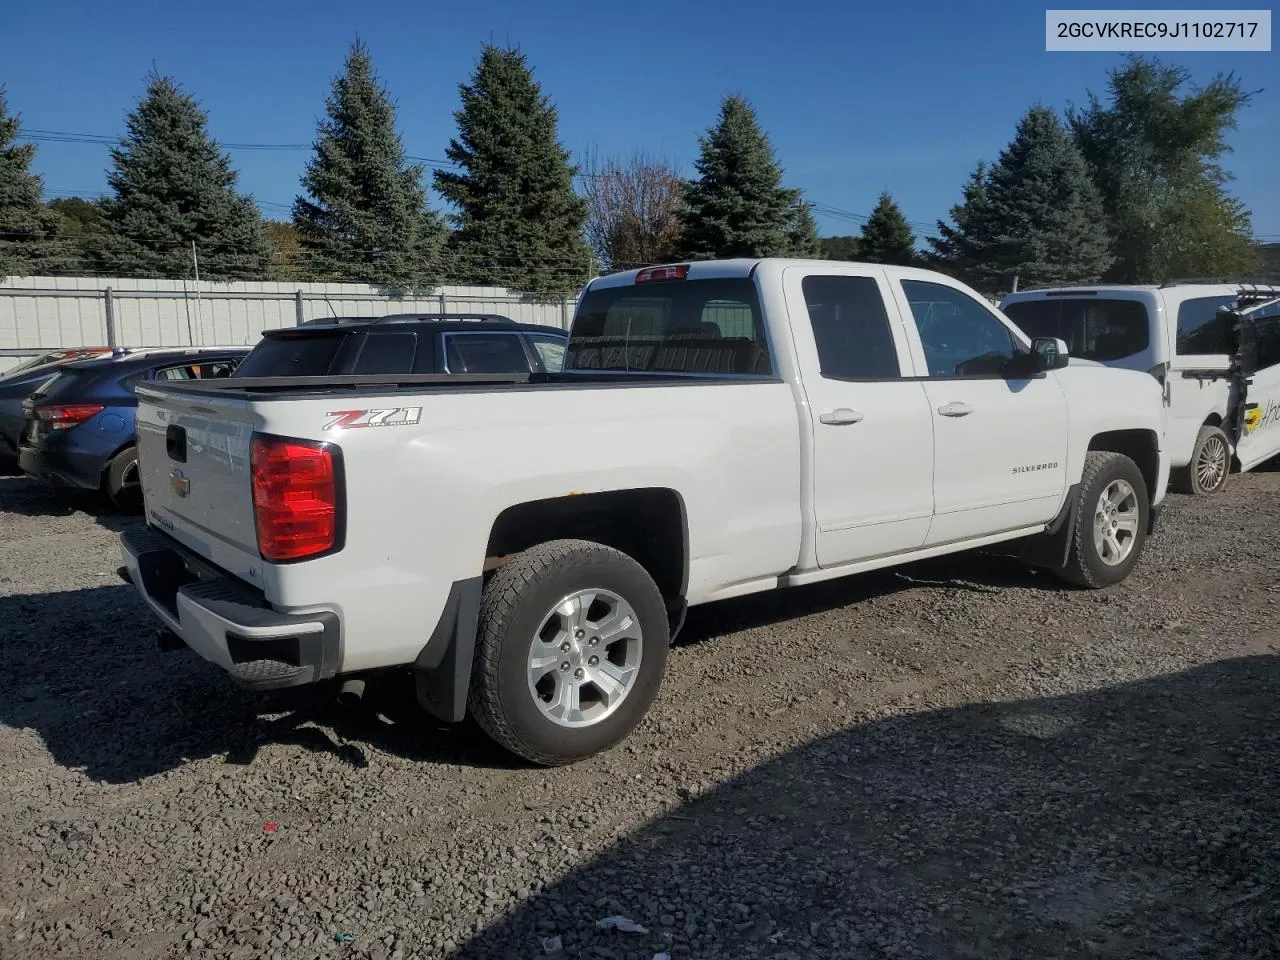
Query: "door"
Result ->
[[783, 267, 935, 568], [1236, 299, 1280, 471], [891, 277, 1069, 546]]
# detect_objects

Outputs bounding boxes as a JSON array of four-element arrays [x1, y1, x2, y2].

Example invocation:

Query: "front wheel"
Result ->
[[467, 539, 669, 765], [1054, 451, 1150, 588]]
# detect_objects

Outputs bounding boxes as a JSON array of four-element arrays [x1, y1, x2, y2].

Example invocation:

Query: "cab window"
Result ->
[[901, 280, 1018, 377]]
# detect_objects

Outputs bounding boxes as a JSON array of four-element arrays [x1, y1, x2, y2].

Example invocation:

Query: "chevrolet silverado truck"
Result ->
[[120, 258, 1170, 765]]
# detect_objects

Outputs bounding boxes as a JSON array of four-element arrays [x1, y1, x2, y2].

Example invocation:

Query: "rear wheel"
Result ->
[[1054, 451, 1149, 588], [104, 446, 142, 511], [467, 539, 669, 765], [1171, 425, 1231, 496]]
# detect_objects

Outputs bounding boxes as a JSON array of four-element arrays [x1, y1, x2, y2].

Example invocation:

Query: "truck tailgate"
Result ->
[[135, 384, 261, 580]]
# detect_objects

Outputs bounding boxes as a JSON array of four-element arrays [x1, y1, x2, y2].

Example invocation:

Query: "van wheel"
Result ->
[[1171, 425, 1231, 496], [467, 539, 669, 765], [104, 446, 142, 511], [1055, 451, 1149, 588]]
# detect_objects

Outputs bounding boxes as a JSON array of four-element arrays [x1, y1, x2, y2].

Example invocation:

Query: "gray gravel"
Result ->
[[1, 467, 1278, 960]]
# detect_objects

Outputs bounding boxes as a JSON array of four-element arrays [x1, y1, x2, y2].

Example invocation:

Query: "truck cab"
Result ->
[[1002, 282, 1280, 495]]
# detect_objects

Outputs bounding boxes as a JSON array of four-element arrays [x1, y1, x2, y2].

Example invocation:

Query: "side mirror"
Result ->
[[1031, 336, 1070, 371]]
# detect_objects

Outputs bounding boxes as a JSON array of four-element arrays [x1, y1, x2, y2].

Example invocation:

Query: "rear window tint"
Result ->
[[233, 333, 348, 378], [1003, 298, 1150, 362], [443, 333, 532, 373], [568, 277, 772, 376], [1176, 296, 1236, 355], [35, 370, 95, 398], [353, 333, 416, 375]]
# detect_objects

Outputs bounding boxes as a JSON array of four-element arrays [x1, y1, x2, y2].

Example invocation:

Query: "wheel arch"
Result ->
[[484, 488, 689, 606], [414, 488, 690, 726], [1087, 428, 1159, 501]]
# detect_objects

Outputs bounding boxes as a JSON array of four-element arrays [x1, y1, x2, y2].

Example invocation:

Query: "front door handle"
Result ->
[[819, 408, 864, 426], [937, 402, 973, 418]]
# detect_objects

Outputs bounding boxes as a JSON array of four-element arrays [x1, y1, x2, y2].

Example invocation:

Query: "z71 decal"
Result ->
[[324, 407, 423, 430]]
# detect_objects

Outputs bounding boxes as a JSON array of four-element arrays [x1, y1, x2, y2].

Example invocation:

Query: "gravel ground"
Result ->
[[1, 468, 1278, 960]]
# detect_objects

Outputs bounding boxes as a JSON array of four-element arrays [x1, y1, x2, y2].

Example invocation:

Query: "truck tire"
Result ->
[[468, 539, 669, 765], [104, 445, 142, 511], [1055, 451, 1150, 588], [1170, 424, 1231, 496]]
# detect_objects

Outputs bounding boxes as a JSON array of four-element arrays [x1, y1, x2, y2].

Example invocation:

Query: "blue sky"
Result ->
[[5, 0, 1278, 240]]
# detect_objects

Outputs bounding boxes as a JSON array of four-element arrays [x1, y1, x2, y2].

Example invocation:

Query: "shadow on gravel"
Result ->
[[680, 551, 1072, 647], [453, 655, 1280, 960], [0, 583, 517, 784], [0, 475, 139, 533]]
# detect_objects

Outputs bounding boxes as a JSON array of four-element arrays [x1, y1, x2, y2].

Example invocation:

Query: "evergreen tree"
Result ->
[[294, 41, 444, 290], [1069, 56, 1258, 281], [929, 107, 1112, 291], [820, 235, 861, 261], [927, 163, 994, 285], [859, 192, 917, 266], [434, 44, 590, 297], [677, 95, 795, 259], [784, 197, 822, 258], [0, 89, 62, 276], [49, 197, 108, 269], [101, 73, 270, 280]]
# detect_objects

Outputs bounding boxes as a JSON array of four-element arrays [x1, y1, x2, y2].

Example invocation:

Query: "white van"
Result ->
[[1001, 282, 1280, 495]]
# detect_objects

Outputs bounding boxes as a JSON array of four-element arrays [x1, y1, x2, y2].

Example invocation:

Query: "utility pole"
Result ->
[[191, 241, 204, 345]]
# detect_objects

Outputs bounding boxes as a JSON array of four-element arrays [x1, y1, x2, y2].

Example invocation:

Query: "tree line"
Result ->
[[0, 44, 1271, 298]]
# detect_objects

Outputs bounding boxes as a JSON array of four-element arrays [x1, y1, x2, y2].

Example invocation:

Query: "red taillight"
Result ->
[[35, 404, 104, 429], [250, 434, 341, 562], [635, 264, 689, 283]]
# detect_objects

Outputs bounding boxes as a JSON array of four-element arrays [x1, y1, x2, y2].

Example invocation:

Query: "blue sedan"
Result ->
[[18, 347, 248, 508]]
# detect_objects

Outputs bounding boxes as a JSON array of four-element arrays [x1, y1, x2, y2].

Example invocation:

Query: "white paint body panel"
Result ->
[[1002, 283, 1280, 475], [130, 259, 1171, 676]]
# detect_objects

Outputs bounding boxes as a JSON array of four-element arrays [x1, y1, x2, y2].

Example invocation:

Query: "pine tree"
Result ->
[[929, 107, 1112, 292], [784, 197, 822, 258], [859, 192, 917, 266], [927, 163, 993, 284], [294, 41, 444, 290], [820, 235, 861, 261], [677, 95, 795, 259], [433, 44, 590, 297], [1069, 56, 1258, 282], [0, 88, 62, 276], [101, 73, 270, 280], [49, 197, 108, 269]]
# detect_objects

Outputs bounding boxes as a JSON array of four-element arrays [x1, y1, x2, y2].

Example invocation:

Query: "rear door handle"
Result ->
[[937, 402, 973, 418], [819, 408, 864, 426]]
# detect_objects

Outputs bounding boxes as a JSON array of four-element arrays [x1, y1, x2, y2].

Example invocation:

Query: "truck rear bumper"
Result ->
[[120, 526, 341, 689]]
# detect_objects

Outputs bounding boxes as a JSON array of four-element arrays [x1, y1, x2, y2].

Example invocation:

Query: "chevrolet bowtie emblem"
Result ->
[[169, 468, 190, 498]]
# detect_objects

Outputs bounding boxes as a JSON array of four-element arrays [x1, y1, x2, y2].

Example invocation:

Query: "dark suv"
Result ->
[[232, 313, 569, 379]]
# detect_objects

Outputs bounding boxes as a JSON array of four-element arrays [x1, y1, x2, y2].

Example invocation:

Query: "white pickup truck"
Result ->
[[121, 258, 1170, 764]]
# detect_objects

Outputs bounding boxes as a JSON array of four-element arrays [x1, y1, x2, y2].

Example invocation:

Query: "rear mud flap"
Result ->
[[413, 577, 483, 723]]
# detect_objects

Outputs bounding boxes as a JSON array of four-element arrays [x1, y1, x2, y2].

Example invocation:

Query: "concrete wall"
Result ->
[[0, 275, 580, 374]]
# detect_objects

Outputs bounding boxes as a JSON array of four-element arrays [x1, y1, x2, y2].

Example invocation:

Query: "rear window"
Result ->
[[29, 369, 95, 400], [1003, 297, 1150, 362], [566, 277, 773, 376], [443, 333, 533, 373], [353, 332, 417, 374], [1176, 295, 1236, 355], [234, 333, 351, 378]]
